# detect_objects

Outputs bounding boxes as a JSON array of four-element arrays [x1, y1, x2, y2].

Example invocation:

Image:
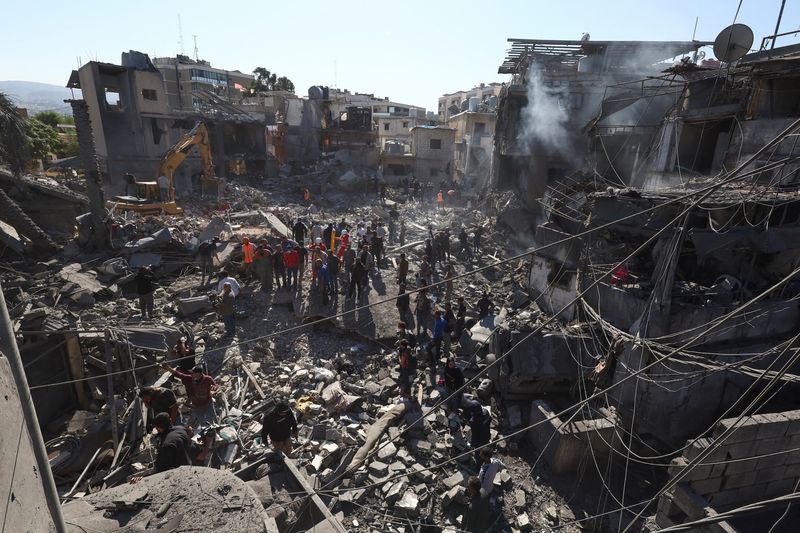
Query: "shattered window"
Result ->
[[430, 138, 442, 149], [142, 89, 157, 101]]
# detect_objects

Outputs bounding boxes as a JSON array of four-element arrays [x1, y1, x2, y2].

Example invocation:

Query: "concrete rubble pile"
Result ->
[[0, 163, 590, 531]]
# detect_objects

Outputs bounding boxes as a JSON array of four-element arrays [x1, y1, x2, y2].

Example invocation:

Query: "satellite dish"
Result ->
[[713, 23, 754, 63]]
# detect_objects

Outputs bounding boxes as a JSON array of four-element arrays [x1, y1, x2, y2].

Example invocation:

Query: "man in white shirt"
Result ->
[[216, 271, 241, 297], [477, 447, 503, 498], [157, 174, 170, 202]]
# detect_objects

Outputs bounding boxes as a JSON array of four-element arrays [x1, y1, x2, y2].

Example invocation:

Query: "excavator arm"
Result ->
[[156, 122, 216, 198]]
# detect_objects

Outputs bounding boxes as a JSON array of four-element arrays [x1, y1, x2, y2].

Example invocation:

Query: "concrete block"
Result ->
[[385, 481, 406, 505], [725, 440, 757, 459], [683, 438, 724, 462], [756, 437, 788, 457], [395, 491, 419, 518], [708, 488, 741, 510], [735, 482, 767, 504], [443, 471, 467, 489], [753, 413, 789, 440], [689, 476, 723, 496], [764, 478, 796, 498], [517, 512, 532, 531], [442, 485, 462, 507], [757, 466, 789, 483], [177, 295, 212, 315], [755, 451, 787, 470], [783, 463, 800, 478], [712, 416, 760, 444], [377, 442, 397, 461], [721, 470, 757, 490], [368, 461, 389, 477], [723, 457, 758, 476], [782, 409, 800, 435]]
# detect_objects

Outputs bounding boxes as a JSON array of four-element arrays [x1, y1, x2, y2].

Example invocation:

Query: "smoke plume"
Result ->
[[518, 67, 569, 155]]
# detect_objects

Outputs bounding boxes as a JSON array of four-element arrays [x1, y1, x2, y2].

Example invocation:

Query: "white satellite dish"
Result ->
[[713, 23, 754, 63]]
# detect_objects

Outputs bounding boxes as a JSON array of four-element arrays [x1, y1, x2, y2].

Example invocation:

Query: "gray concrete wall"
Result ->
[[0, 356, 55, 532]]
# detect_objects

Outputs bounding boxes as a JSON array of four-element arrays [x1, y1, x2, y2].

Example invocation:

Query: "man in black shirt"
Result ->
[[396, 284, 411, 323], [139, 386, 179, 425], [292, 218, 308, 245], [197, 237, 220, 285], [130, 413, 191, 482], [444, 358, 464, 412], [134, 266, 158, 319], [153, 413, 192, 473], [261, 401, 298, 457]]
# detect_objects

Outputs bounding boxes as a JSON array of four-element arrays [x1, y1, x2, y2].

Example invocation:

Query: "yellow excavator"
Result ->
[[113, 122, 222, 215]]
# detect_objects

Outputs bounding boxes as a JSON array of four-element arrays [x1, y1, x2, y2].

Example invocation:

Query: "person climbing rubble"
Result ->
[[134, 266, 158, 319], [130, 413, 191, 483], [462, 475, 491, 533], [162, 363, 218, 429], [477, 447, 503, 499], [261, 400, 298, 457], [139, 386, 179, 425], [465, 400, 491, 465]]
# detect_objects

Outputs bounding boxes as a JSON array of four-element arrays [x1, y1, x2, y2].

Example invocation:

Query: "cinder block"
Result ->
[[755, 451, 787, 470], [753, 413, 789, 440], [690, 476, 723, 496], [726, 440, 757, 459], [764, 478, 796, 498], [757, 437, 788, 456], [723, 457, 757, 476], [757, 465, 789, 483], [708, 488, 741, 509], [735, 482, 768, 504], [713, 416, 759, 443], [683, 438, 726, 462], [780, 409, 800, 436], [721, 470, 757, 490]]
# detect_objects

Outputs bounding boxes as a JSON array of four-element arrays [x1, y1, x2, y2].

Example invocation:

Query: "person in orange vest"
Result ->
[[241, 237, 255, 279], [437, 190, 445, 209], [337, 230, 350, 258]]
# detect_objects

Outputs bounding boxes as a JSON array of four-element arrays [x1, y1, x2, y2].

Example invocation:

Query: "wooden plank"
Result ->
[[241, 364, 266, 399]]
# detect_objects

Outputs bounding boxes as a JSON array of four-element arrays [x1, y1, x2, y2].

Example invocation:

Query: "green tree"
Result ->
[[0, 90, 28, 174], [252, 67, 277, 93], [25, 118, 63, 161], [33, 110, 62, 128], [274, 76, 295, 94]]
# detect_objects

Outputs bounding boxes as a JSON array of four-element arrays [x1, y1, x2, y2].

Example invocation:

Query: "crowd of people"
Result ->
[[131, 197, 503, 528]]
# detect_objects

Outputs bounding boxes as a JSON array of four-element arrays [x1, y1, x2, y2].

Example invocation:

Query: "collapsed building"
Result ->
[[485, 32, 800, 531]]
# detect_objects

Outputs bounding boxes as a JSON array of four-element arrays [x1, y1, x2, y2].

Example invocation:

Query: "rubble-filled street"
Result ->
[[4, 3, 800, 532]]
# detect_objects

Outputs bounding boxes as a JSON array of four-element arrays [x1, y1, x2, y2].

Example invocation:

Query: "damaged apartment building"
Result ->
[[488, 33, 800, 530], [66, 51, 268, 196]]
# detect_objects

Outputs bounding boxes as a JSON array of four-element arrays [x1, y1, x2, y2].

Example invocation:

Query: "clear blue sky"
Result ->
[[1, 0, 798, 110]]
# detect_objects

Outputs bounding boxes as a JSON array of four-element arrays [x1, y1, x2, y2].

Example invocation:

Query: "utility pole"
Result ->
[[0, 282, 66, 533], [771, 0, 787, 50]]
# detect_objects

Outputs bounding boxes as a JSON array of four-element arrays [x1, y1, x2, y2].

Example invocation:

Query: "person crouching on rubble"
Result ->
[[162, 363, 218, 428], [261, 401, 298, 457], [130, 413, 191, 483]]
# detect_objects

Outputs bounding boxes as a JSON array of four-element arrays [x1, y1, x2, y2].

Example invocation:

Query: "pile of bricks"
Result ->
[[657, 409, 800, 526]]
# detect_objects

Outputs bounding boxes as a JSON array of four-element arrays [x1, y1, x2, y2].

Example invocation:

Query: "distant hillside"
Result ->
[[0, 80, 82, 115]]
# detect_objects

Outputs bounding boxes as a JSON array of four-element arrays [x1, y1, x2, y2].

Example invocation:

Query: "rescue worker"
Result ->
[[443, 358, 464, 412], [197, 237, 220, 286], [218, 282, 236, 336], [139, 386, 179, 425], [415, 288, 431, 336], [130, 413, 191, 483], [398, 253, 409, 286], [241, 237, 255, 279]]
